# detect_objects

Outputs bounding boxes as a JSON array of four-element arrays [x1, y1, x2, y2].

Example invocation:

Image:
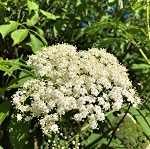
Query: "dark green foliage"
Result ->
[[9, 112, 30, 149], [0, 0, 149, 148]]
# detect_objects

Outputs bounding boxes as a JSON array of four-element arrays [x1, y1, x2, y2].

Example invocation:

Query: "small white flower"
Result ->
[[50, 124, 59, 132], [112, 102, 122, 111], [97, 97, 105, 105], [103, 102, 110, 111], [17, 114, 22, 121]]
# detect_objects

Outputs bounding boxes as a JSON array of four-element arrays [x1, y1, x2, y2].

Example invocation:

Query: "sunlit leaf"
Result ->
[[30, 34, 43, 53], [0, 21, 18, 38], [11, 29, 28, 46], [4, 65, 20, 76], [53, 25, 58, 37], [27, 0, 39, 10], [13, 0, 18, 3], [0, 65, 13, 76], [35, 27, 44, 36], [38, 35, 48, 46], [26, 10, 39, 26], [76, 0, 82, 6], [131, 64, 150, 69], [129, 107, 150, 137], [40, 9, 60, 20]]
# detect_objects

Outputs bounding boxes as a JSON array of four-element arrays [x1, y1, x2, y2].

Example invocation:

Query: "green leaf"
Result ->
[[9, 112, 30, 149], [0, 101, 11, 125], [38, 34, 48, 46], [85, 133, 109, 148], [18, 70, 34, 85], [0, 146, 3, 149], [40, 9, 60, 20], [6, 69, 34, 89], [34, 27, 48, 45], [7, 84, 22, 89], [14, 0, 18, 3], [0, 65, 15, 77], [76, 0, 82, 6], [5, 78, 18, 88], [121, 31, 134, 40], [11, 29, 28, 46], [30, 34, 43, 53], [131, 64, 150, 69], [75, 28, 86, 40], [35, 27, 44, 36], [4, 65, 21, 76], [99, 38, 125, 47], [6, 70, 34, 89], [26, 10, 39, 26], [2, 60, 26, 67], [0, 1, 10, 11], [129, 107, 150, 137], [27, 0, 39, 10], [85, 133, 101, 146], [85, 27, 100, 36], [52, 21, 62, 38], [0, 21, 18, 38], [0, 88, 6, 96], [0, 1, 7, 6], [53, 25, 58, 37], [0, 65, 10, 73]]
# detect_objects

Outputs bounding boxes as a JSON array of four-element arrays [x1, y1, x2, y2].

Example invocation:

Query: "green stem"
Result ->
[[131, 39, 150, 65], [81, 123, 89, 132], [75, 133, 79, 149], [15, 47, 18, 58], [75, 122, 81, 149]]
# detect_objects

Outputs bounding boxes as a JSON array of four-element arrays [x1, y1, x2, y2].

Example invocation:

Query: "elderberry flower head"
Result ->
[[12, 43, 140, 135]]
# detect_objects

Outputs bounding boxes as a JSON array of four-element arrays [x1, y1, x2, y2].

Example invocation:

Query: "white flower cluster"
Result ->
[[12, 43, 140, 134], [113, 113, 150, 149]]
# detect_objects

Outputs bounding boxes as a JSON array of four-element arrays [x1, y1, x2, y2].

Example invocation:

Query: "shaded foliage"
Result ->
[[0, 0, 149, 148]]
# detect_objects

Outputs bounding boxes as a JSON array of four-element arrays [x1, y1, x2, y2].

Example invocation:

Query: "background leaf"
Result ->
[[98, 38, 125, 47], [40, 9, 60, 20], [9, 112, 30, 149], [0, 101, 11, 125]]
